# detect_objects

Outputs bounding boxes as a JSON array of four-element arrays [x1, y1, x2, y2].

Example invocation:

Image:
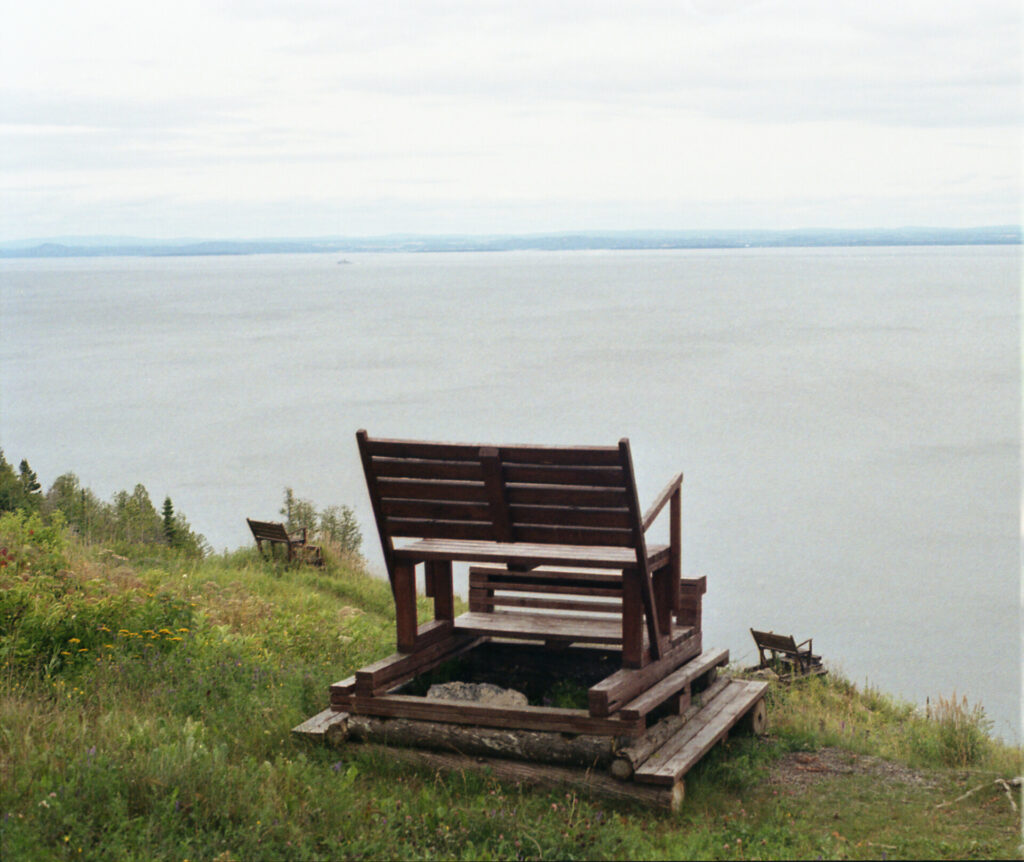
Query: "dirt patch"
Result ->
[[768, 746, 939, 790]]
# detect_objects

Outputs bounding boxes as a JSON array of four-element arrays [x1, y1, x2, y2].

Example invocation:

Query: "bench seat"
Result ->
[[453, 610, 693, 647], [394, 538, 670, 570]]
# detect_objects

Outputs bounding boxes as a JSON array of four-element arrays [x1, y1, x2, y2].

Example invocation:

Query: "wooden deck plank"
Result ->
[[453, 610, 623, 643], [292, 708, 349, 738], [634, 680, 769, 786]]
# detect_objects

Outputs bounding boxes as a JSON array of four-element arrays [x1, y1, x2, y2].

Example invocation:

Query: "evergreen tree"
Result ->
[[0, 452, 42, 513], [0, 450, 21, 512], [162, 497, 176, 544], [18, 460, 41, 494]]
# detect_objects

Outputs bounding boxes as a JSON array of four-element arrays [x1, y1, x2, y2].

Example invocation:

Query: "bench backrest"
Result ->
[[357, 431, 647, 568], [247, 518, 293, 544], [469, 566, 623, 616], [750, 629, 800, 654]]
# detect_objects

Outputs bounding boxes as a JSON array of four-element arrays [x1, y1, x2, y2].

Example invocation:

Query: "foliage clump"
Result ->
[[280, 487, 362, 555]]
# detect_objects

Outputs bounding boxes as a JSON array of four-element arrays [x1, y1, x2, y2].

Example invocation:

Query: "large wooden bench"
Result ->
[[357, 430, 692, 668], [247, 518, 323, 566], [750, 628, 822, 675]]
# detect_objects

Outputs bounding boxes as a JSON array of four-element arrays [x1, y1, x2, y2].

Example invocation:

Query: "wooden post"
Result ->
[[394, 562, 418, 652], [428, 560, 454, 621], [669, 484, 681, 618], [652, 564, 674, 636], [622, 568, 644, 668]]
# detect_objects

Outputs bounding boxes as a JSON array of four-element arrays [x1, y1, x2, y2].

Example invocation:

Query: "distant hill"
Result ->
[[0, 226, 1019, 258]]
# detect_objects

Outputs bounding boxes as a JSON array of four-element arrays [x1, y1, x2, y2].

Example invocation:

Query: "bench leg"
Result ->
[[651, 563, 674, 636], [393, 562, 418, 652], [622, 570, 644, 668], [427, 560, 454, 622]]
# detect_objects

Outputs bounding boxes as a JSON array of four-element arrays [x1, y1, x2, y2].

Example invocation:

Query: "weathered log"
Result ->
[[610, 676, 731, 779], [353, 742, 685, 811], [736, 696, 768, 735], [344, 714, 622, 768]]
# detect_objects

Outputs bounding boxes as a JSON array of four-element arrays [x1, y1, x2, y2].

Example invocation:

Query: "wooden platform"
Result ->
[[301, 661, 768, 811]]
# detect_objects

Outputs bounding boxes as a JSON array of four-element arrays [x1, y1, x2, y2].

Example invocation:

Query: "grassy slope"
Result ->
[[0, 531, 1020, 860]]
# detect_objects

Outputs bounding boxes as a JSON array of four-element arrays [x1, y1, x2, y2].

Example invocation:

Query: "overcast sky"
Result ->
[[1, 0, 1020, 239]]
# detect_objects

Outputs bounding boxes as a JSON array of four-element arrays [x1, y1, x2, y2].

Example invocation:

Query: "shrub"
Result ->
[[916, 693, 993, 768], [0, 509, 68, 578]]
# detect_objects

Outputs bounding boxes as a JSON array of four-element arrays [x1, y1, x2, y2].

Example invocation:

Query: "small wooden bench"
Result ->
[[465, 566, 706, 652], [750, 628, 822, 675], [247, 518, 323, 566]]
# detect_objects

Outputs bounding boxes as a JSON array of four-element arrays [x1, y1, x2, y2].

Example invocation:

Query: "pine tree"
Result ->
[[162, 497, 176, 545]]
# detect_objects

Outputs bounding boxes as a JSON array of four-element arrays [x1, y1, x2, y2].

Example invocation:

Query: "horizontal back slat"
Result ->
[[376, 478, 489, 503], [371, 456, 483, 482], [380, 498, 491, 522], [471, 593, 624, 614], [386, 517, 493, 540], [509, 504, 632, 530], [470, 568, 623, 596], [503, 463, 627, 486], [366, 437, 620, 466], [505, 484, 629, 508], [514, 524, 635, 547], [497, 445, 622, 467]]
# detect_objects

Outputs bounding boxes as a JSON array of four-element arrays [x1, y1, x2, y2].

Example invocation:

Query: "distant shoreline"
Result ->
[[0, 226, 1019, 259]]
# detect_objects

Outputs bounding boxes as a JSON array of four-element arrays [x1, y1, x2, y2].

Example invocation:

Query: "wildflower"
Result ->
[[104, 644, 114, 649], [158, 628, 172, 635], [99, 626, 110, 632], [61, 651, 71, 656], [78, 648, 88, 653], [68, 638, 80, 644], [178, 627, 189, 633]]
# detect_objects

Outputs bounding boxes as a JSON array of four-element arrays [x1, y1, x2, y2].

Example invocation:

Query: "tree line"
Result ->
[[0, 450, 207, 557]]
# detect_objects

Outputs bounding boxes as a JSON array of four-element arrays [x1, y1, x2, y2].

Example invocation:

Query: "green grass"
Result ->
[[0, 523, 1020, 860]]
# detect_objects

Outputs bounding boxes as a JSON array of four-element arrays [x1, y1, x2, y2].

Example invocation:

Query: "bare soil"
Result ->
[[767, 746, 940, 791]]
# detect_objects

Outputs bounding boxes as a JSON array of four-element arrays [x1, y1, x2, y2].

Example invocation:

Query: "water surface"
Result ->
[[1, 246, 1018, 739]]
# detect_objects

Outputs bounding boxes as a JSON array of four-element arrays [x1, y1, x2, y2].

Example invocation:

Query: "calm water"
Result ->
[[1, 247, 1019, 740]]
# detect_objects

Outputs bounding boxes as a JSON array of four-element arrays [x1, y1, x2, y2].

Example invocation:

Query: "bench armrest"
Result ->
[[641, 472, 683, 532], [796, 638, 812, 652]]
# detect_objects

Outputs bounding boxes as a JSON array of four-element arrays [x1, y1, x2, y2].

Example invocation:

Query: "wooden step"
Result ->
[[617, 647, 729, 721], [634, 679, 768, 786]]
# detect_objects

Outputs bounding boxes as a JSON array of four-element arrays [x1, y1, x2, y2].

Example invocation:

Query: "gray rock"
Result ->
[[426, 681, 529, 707]]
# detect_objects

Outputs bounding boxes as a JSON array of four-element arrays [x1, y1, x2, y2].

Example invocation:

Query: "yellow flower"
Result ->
[[78, 648, 88, 653], [100, 626, 110, 632], [68, 638, 80, 644], [60, 651, 71, 656], [178, 627, 190, 633], [158, 628, 172, 635], [169, 637, 182, 642], [104, 644, 114, 649]]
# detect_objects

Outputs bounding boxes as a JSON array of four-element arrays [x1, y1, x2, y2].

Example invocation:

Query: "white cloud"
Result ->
[[0, 0, 1019, 237]]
